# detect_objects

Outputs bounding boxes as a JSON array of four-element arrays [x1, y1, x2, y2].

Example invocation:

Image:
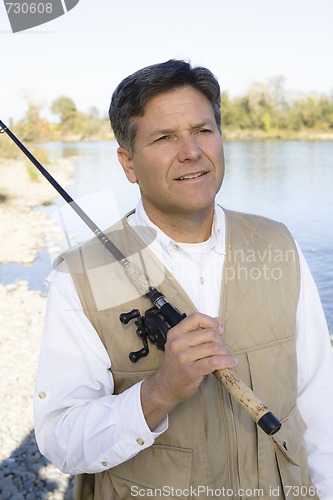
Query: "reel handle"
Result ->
[[119, 309, 140, 324], [129, 347, 149, 363]]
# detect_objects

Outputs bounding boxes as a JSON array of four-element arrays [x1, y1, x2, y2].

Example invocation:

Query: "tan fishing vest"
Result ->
[[60, 208, 317, 500]]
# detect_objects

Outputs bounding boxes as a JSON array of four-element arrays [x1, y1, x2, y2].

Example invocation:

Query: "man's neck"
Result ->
[[142, 204, 215, 244]]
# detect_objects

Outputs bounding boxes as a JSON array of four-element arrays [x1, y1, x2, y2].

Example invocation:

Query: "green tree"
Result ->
[[51, 96, 77, 129], [15, 93, 51, 142], [51, 95, 110, 138]]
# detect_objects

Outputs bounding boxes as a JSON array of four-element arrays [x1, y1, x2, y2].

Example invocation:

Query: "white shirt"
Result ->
[[34, 203, 333, 498]]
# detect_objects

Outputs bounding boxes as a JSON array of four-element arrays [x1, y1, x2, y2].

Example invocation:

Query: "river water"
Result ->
[[1, 140, 332, 333]]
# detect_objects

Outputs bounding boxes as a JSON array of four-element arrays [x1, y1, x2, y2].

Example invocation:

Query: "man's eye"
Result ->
[[199, 128, 212, 134], [156, 135, 169, 142]]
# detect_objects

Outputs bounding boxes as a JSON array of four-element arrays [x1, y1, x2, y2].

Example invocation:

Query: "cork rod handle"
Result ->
[[213, 367, 281, 435]]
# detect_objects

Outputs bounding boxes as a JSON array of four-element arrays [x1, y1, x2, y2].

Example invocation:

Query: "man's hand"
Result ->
[[141, 312, 238, 430]]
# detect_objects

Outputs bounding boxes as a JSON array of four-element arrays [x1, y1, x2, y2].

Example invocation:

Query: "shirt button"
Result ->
[[136, 438, 145, 446], [38, 391, 47, 399], [101, 461, 108, 467], [172, 242, 179, 250], [200, 276, 205, 284]]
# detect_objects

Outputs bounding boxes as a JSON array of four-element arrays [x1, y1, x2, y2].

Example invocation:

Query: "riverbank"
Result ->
[[222, 128, 333, 141], [0, 158, 74, 264], [0, 158, 75, 499]]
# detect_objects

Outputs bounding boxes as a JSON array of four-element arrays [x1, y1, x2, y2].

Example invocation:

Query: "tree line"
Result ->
[[1, 77, 333, 158], [221, 76, 333, 134]]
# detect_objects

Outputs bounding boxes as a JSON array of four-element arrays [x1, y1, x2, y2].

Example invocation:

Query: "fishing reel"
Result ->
[[119, 307, 171, 362]]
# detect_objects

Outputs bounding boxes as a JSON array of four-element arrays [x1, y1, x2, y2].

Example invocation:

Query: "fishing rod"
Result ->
[[0, 120, 281, 435]]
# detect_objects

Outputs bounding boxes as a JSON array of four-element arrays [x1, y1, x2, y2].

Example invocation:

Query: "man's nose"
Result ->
[[177, 134, 203, 162]]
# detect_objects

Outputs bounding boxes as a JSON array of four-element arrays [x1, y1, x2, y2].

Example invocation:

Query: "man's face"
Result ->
[[118, 86, 225, 225]]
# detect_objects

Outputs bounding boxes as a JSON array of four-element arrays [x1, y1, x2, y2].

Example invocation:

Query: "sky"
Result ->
[[1, 0, 333, 123]]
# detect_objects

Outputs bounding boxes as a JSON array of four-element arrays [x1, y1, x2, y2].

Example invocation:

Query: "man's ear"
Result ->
[[117, 147, 138, 184]]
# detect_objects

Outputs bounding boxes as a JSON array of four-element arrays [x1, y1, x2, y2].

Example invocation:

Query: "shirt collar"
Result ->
[[128, 199, 226, 256]]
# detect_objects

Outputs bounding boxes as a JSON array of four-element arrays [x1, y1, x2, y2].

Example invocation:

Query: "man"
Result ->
[[34, 60, 333, 499]]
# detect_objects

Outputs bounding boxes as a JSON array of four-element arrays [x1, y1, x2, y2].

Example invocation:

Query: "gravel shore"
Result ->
[[0, 158, 75, 499]]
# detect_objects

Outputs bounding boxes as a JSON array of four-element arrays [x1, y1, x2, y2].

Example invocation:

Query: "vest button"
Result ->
[[136, 438, 145, 446], [38, 391, 47, 399], [101, 461, 108, 467]]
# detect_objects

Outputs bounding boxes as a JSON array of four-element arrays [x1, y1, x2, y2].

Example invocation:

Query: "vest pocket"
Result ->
[[272, 406, 316, 498], [273, 406, 307, 465], [107, 444, 192, 499]]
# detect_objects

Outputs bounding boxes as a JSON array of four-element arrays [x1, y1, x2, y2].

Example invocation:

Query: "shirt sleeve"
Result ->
[[33, 267, 167, 475], [295, 242, 333, 499]]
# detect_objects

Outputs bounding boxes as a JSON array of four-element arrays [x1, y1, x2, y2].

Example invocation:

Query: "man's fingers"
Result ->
[[167, 330, 237, 365], [168, 327, 224, 348], [194, 353, 239, 375], [168, 312, 222, 338]]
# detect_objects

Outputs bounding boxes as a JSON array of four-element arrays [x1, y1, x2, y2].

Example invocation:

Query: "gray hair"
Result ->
[[109, 59, 221, 155]]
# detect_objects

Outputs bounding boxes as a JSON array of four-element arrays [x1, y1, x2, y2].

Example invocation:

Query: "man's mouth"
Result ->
[[176, 172, 207, 181]]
